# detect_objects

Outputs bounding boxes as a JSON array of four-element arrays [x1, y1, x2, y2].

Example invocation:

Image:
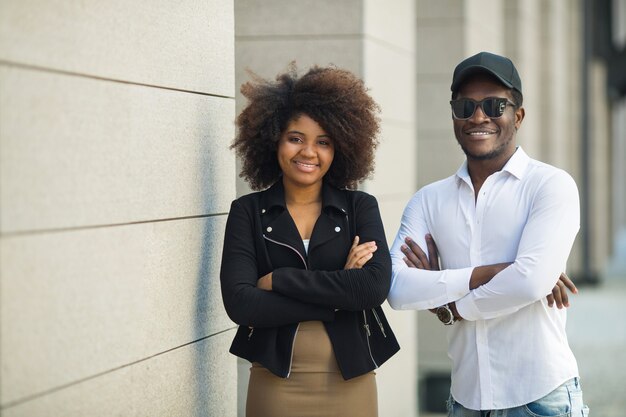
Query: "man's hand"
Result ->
[[401, 234, 451, 316], [401, 234, 576, 308], [547, 273, 577, 308], [401, 234, 440, 270]]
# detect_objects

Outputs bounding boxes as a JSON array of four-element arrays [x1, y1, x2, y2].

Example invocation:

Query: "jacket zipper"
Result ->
[[362, 311, 379, 368], [262, 234, 308, 376], [371, 308, 387, 338], [286, 323, 300, 378], [263, 235, 308, 270], [347, 213, 379, 367]]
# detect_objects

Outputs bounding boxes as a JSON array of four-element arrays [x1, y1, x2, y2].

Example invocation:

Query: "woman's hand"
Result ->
[[547, 273, 577, 308], [344, 236, 377, 269]]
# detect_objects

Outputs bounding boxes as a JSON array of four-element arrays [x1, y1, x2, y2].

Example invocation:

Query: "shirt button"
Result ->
[[261, 209, 266, 214], [335, 226, 341, 232], [266, 226, 272, 232]]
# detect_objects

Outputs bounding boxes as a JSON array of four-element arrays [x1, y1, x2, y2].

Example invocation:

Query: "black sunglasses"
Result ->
[[450, 97, 516, 120]]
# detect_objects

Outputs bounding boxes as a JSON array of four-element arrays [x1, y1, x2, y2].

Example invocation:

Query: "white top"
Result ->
[[303, 239, 310, 254], [388, 147, 580, 410]]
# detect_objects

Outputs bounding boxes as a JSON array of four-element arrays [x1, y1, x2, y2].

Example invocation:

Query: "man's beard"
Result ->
[[458, 134, 513, 161]]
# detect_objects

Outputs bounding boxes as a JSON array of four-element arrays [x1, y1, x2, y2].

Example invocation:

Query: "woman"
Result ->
[[220, 64, 399, 417]]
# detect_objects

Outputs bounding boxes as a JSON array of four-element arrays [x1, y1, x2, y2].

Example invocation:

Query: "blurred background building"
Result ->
[[1, 1, 624, 416]]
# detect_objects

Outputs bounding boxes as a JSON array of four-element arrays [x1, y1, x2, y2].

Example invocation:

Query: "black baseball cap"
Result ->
[[451, 51, 522, 94]]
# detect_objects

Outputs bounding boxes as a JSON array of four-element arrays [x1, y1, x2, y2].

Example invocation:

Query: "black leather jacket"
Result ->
[[220, 180, 399, 379]]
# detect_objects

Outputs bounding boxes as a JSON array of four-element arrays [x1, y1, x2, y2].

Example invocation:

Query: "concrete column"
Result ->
[[608, 98, 626, 279], [415, 0, 466, 189], [589, 62, 612, 276], [564, 0, 585, 275], [464, 0, 504, 53], [608, 0, 626, 279], [505, 0, 542, 157], [544, 0, 569, 168]]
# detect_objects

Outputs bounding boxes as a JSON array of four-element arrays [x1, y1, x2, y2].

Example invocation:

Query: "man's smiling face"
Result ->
[[453, 74, 524, 162]]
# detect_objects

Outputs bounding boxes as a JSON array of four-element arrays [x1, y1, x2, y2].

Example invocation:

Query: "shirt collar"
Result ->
[[455, 146, 530, 185], [501, 146, 530, 179]]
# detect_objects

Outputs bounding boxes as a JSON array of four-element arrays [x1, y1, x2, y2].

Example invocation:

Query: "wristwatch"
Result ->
[[436, 304, 457, 325]]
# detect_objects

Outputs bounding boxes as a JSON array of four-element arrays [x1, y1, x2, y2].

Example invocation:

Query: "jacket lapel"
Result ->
[[258, 180, 351, 259], [263, 209, 306, 255], [259, 181, 307, 259], [309, 210, 346, 253], [309, 182, 350, 253]]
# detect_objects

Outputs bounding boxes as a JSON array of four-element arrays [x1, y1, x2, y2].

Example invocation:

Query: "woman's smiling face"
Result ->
[[277, 114, 335, 189]]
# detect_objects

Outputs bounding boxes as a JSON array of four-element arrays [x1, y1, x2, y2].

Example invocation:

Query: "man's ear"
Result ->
[[515, 106, 525, 130]]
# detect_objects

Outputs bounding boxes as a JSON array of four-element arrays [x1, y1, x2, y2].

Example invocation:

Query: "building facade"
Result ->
[[1, 1, 623, 416]]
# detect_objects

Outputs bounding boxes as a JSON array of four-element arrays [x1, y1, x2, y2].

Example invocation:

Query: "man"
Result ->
[[388, 52, 589, 416]]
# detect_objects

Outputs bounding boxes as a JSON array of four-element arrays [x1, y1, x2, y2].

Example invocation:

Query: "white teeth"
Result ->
[[467, 131, 494, 136]]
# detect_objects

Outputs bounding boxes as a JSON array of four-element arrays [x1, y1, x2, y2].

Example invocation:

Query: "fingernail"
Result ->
[[405, 237, 412, 243], [426, 234, 432, 239], [401, 245, 407, 251]]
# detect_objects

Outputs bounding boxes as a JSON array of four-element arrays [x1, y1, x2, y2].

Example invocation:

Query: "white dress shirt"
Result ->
[[388, 147, 580, 410]]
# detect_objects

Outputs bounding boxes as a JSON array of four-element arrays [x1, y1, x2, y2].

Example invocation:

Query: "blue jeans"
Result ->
[[447, 378, 590, 417]]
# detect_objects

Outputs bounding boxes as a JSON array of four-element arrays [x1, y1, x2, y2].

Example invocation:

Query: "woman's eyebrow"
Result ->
[[286, 130, 330, 138]]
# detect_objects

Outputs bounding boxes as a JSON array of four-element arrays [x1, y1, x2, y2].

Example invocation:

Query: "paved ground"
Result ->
[[565, 277, 626, 417], [419, 277, 626, 417]]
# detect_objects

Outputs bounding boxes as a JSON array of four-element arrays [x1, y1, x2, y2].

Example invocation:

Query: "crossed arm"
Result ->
[[254, 194, 390, 313], [387, 170, 580, 320], [222, 204, 380, 328], [400, 234, 577, 321], [257, 235, 378, 290]]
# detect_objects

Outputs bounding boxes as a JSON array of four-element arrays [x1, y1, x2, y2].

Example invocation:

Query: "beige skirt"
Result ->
[[246, 321, 377, 417]]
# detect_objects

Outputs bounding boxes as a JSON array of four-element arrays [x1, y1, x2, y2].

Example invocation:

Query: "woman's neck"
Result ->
[[282, 179, 323, 240], [283, 179, 323, 206]]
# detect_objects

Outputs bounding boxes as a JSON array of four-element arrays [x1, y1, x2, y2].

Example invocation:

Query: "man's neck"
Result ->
[[467, 149, 516, 199]]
